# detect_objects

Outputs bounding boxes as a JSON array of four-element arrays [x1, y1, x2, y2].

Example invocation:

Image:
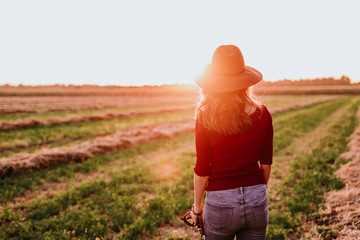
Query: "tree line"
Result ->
[[260, 75, 352, 86]]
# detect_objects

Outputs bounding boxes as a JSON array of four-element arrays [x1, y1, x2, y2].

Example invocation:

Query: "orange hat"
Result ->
[[195, 45, 263, 92]]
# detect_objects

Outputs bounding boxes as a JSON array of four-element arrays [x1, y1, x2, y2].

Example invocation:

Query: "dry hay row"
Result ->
[[0, 95, 195, 114], [0, 96, 342, 177], [9, 142, 195, 210], [319, 106, 360, 239], [0, 95, 340, 131], [0, 131, 112, 155], [0, 107, 194, 131], [0, 121, 195, 177], [0, 97, 339, 155], [0, 104, 119, 114]]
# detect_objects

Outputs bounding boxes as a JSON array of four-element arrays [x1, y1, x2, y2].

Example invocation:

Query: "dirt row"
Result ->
[[0, 107, 193, 131], [0, 121, 195, 176], [319, 106, 360, 239]]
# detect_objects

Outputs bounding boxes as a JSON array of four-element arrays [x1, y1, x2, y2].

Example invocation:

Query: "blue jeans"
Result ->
[[204, 184, 268, 240]]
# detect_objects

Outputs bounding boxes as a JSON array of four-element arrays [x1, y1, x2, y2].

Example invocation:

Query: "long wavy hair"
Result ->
[[195, 87, 262, 135]]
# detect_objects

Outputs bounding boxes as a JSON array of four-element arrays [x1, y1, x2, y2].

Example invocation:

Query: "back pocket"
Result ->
[[251, 200, 268, 228], [204, 201, 234, 230]]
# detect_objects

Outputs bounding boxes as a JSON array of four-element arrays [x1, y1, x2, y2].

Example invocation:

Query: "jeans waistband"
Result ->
[[206, 184, 267, 204]]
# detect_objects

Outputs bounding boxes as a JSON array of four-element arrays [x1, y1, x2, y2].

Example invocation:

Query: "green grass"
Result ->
[[266, 98, 360, 239], [272, 96, 350, 154], [0, 96, 357, 239], [257, 94, 335, 108], [0, 133, 194, 203], [0, 110, 194, 157], [0, 98, 346, 203], [0, 143, 196, 240]]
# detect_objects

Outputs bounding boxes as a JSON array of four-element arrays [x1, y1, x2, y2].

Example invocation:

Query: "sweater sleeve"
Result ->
[[260, 107, 273, 165], [193, 120, 211, 176]]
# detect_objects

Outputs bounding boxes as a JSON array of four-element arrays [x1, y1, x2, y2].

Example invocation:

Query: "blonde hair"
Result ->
[[195, 87, 262, 135]]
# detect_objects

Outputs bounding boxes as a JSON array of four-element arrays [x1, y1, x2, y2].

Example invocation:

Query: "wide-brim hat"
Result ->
[[195, 45, 263, 92]]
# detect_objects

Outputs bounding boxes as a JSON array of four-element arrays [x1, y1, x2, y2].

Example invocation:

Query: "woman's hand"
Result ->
[[190, 204, 202, 225], [190, 209, 198, 225], [260, 164, 271, 184]]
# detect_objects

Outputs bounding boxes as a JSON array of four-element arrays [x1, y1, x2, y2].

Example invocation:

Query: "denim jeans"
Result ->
[[204, 184, 268, 240]]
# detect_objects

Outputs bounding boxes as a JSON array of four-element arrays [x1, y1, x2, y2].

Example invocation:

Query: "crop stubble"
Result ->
[[0, 94, 356, 239], [0, 94, 340, 175]]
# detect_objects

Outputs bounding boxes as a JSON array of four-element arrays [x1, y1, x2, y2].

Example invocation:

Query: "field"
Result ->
[[0, 86, 359, 240]]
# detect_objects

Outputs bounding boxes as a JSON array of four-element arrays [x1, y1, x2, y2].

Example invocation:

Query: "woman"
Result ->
[[190, 45, 273, 240]]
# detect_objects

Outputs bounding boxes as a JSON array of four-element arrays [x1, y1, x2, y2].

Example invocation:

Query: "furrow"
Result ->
[[311, 106, 360, 239], [268, 97, 357, 199], [275, 98, 357, 171], [266, 97, 360, 239]]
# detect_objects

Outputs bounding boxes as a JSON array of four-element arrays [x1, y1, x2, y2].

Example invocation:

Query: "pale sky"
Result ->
[[0, 0, 359, 86]]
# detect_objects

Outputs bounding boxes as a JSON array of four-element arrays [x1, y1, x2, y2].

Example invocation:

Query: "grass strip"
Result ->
[[258, 95, 335, 108], [266, 99, 360, 239], [0, 145, 195, 240], [1, 98, 342, 203], [119, 98, 352, 240], [272, 97, 350, 154], [0, 97, 353, 239], [0, 110, 194, 157], [0, 133, 194, 203]]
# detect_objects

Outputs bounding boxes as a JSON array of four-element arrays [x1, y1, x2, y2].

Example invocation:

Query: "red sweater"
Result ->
[[194, 105, 273, 191]]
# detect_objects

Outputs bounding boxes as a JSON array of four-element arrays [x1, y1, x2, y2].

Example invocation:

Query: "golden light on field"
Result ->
[[1, 1, 360, 239], [0, 84, 359, 238]]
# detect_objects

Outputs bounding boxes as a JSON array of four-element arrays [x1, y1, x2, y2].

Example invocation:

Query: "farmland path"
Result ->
[[266, 96, 360, 239], [310, 106, 360, 239], [266, 97, 358, 228], [0, 96, 353, 240], [270, 97, 358, 188]]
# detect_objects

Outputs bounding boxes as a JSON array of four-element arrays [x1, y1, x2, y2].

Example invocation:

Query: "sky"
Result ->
[[0, 0, 359, 86]]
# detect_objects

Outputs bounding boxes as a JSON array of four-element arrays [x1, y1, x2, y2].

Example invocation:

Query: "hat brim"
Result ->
[[195, 65, 263, 92]]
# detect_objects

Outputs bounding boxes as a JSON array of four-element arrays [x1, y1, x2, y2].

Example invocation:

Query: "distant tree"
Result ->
[[340, 75, 351, 85]]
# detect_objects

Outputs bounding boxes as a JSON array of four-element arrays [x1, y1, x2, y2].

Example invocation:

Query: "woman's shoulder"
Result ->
[[259, 104, 270, 113], [258, 104, 272, 122]]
